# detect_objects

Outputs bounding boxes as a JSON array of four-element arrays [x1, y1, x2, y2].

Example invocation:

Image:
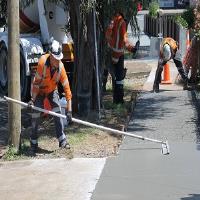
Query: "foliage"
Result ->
[[0, 0, 140, 34], [3, 142, 31, 161], [149, 1, 159, 18], [175, 8, 195, 29], [194, 1, 200, 37], [104, 100, 127, 116], [182, 8, 195, 29], [99, 0, 138, 21], [3, 145, 18, 161], [0, 0, 6, 16], [141, 0, 149, 10], [174, 15, 188, 29], [102, 0, 139, 30], [1, 0, 140, 114], [68, 127, 96, 145]]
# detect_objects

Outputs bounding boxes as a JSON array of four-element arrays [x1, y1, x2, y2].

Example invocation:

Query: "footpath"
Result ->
[[92, 60, 200, 200], [1, 59, 200, 200]]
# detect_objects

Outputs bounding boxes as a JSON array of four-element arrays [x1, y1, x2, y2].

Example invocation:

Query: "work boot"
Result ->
[[153, 84, 159, 93], [183, 81, 188, 90], [183, 81, 194, 91], [30, 141, 38, 154], [59, 139, 70, 149], [183, 80, 191, 90], [113, 83, 124, 104]]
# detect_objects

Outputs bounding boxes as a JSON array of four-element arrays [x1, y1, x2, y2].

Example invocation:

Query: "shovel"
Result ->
[[4, 96, 170, 155]]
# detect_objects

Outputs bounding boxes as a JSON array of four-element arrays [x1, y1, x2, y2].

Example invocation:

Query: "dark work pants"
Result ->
[[154, 57, 188, 86], [102, 49, 115, 92], [30, 90, 66, 145], [113, 55, 125, 104]]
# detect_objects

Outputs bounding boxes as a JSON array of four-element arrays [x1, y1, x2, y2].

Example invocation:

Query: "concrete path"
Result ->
[[92, 62, 200, 200]]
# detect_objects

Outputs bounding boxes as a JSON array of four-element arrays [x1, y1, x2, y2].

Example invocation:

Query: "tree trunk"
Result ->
[[69, 1, 97, 116], [68, 0, 138, 116]]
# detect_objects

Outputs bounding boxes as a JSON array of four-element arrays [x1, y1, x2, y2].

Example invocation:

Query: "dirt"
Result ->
[[1, 61, 151, 160]]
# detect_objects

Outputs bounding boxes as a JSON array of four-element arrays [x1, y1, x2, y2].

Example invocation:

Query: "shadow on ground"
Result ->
[[181, 194, 200, 200], [191, 90, 200, 143], [128, 90, 200, 143]]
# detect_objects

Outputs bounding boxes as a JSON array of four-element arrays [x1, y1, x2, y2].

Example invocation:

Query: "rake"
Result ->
[[4, 96, 170, 155]]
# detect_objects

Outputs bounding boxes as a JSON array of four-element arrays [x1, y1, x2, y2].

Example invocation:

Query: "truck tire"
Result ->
[[0, 42, 8, 95], [20, 47, 31, 102]]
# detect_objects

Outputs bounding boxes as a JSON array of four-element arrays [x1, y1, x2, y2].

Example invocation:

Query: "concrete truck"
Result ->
[[0, 0, 74, 100]]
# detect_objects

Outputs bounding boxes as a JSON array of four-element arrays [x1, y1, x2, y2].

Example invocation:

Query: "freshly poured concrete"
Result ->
[[92, 143, 200, 200], [92, 63, 200, 200]]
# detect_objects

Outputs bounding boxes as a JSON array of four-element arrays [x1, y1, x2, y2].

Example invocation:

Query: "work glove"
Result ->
[[66, 111, 73, 125], [27, 99, 34, 111]]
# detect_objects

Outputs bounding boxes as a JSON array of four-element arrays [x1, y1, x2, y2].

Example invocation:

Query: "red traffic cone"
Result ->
[[161, 63, 172, 84]]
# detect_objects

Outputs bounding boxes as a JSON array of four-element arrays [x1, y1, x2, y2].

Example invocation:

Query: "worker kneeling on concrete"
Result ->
[[153, 37, 189, 93], [28, 40, 72, 153]]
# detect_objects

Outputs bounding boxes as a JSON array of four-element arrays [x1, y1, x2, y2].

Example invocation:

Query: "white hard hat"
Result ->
[[50, 40, 63, 60], [162, 44, 171, 61]]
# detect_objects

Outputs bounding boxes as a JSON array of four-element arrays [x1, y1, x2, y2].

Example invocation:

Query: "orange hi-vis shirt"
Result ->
[[106, 14, 133, 63], [32, 54, 72, 101]]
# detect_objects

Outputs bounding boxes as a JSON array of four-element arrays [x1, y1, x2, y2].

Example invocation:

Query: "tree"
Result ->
[[0, 0, 140, 116], [69, 0, 139, 116], [68, 1, 95, 116]]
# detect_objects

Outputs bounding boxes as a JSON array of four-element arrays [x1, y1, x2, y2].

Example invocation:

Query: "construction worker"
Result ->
[[153, 37, 189, 93], [28, 40, 72, 153], [105, 11, 140, 104], [183, 36, 198, 84]]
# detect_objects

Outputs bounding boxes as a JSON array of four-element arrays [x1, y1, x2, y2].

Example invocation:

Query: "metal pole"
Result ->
[[93, 0, 101, 119], [7, 0, 21, 150]]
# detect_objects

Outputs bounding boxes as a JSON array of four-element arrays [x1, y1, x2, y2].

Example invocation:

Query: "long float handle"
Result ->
[[4, 96, 167, 145]]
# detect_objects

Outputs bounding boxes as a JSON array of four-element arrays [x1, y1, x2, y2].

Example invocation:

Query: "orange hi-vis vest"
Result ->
[[62, 43, 74, 62], [32, 54, 72, 101], [161, 37, 178, 56], [106, 14, 128, 64]]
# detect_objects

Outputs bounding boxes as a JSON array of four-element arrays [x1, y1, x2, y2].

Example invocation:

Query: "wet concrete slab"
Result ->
[[92, 60, 200, 200], [92, 143, 200, 200]]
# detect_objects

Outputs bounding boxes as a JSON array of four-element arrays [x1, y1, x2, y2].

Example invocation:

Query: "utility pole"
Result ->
[[7, 0, 21, 150]]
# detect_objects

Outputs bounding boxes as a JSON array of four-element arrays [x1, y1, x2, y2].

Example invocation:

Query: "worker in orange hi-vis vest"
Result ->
[[153, 37, 189, 93], [105, 11, 140, 104], [183, 36, 198, 84], [28, 40, 72, 154]]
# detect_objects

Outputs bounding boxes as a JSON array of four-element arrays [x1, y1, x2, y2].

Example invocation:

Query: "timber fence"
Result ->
[[144, 14, 179, 42]]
